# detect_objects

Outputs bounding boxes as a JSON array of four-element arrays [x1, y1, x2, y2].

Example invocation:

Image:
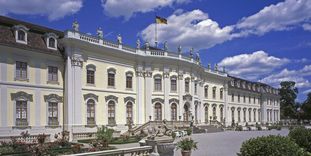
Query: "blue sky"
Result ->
[[0, 0, 310, 102]]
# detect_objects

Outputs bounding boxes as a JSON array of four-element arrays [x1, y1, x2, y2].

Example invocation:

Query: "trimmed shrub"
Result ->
[[238, 135, 306, 156], [186, 128, 192, 136], [235, 125, 242, 131], [289, 127, 311, 152]]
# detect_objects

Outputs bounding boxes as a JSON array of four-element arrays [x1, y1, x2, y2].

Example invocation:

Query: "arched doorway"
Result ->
[[183, 103, 190, 121], [154, 103, 162, 121]]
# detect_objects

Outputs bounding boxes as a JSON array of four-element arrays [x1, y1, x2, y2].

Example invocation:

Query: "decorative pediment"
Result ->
[[237, 107, 241, 111], [84, 93, 98, 102], [169, 98, 179, 104], [152, 98, 164, 104], [204, 103, 209, 107], [231, 107, 235, 111], [183, 94, 192, 101], [11, 91, 33, 102], [243, 107, 247, 111], [44, 94, 63, 103], [124, 96, 135, 103], [219, 104, 224, 108], [105, 95, 118, 103], [212, 104, 217, 108]]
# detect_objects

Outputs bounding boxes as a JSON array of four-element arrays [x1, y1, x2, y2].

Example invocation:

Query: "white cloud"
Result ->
[[141, 9, 233, 50], [303, 88, 311, 94], [303, 23, 311, 31], [218, 51, 290, 80], [259, 65, 311, 88], [234, 0, 311, 37], [101, 0, 190, 20], [0, 0, 83, 21]]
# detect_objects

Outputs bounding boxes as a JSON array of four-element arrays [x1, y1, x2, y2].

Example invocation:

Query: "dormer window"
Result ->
[[13, 25, 29, 44], [45, 33, 58, 50]]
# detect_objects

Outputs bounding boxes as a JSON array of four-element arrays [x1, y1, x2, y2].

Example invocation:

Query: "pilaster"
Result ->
[[163, 68, 170, 120], [136, 65, 144, 124], [145, 68, 153, 121], [178, 71, 184, 120]]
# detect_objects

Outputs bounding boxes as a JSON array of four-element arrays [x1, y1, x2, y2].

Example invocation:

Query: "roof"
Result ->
[[0, 15, 64, 56]]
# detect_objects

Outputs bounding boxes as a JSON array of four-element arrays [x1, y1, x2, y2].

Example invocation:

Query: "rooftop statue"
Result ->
[[72, 20, 79, 31]]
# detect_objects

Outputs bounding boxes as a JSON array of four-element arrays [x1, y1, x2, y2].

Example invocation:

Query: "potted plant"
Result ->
[[176, 137, 198, 156]]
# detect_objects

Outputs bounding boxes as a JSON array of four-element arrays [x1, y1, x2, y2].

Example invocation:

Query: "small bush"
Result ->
[[236, 125, 242, 131], [96, 126, 114, 148], [289, 127, 311, 152], [238, 135, 306, 156], [186, 128, 192, 136]]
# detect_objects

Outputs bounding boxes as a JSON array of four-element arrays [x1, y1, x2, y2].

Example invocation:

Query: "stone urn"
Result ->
[[145, 136, 176, 156], [181, 150, 191, 156]]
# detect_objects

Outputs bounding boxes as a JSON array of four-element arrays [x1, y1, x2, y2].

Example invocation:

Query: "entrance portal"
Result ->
[[183, 103, 190, 121]]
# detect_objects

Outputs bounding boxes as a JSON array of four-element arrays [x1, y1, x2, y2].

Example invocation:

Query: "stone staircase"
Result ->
[[195, 120, 224, 133]]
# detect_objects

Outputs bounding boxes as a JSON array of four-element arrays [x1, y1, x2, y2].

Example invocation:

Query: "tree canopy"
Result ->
[[279, 81, 298, 119]]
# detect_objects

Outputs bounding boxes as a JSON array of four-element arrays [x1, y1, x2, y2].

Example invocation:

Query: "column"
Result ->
[[261, 98, 267, 124], [145, 68, 152, 121], [0, 55, 8, 127], [178, 71, 184, 121], [136, 65, 144, 124], [163, 68, 170, 120], [198, 81, 204, 124], [64, 47, 83, 141], [190, 76, 195, 119]]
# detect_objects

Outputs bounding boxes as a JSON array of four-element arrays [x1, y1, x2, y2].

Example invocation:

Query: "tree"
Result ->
[[279, 81, 298, 119], [301, 92, 311, 120], [96, 126, 114, 148]]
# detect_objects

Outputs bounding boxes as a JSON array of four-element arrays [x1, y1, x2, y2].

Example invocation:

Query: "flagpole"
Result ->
[[155, 15, 158, 48]]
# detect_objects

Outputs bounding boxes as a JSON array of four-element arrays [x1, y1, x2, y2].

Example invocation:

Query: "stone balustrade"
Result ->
[[0, 134, 50, 143], [65, 30, 227, 77], [65, 146, 153, 156]]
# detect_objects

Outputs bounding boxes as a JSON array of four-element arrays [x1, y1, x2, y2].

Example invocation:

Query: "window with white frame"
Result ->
[[87, 99, 95, 125], [18, 30, 26, 41], [170, 77, 177, 92], [48, 102, 58, 125], [48, 66, 58, 82], [16, 101, 28, 126], [13, 25, 29, 44], [126, 72, 133, 89], [107, 68, 115, 87], [238, 94, 241, 102], [16, 61, 27, 80], [87, 70, 95, 84], [171, 103, 177, 121], [48, 38, 56, 48], [220, 88, 223, 100], [231, 93, 234, 102], [154, 75, 162, 91], [194, 82, 198, 95]]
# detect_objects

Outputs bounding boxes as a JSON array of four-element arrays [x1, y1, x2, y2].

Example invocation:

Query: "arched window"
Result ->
[[238, 109, 241, 122], [231, 108, 235, 123], [220, 107, 223, 122], [248, 109, 252, 122], [213, 106, 216, 119], [243, 108, 246, 122], [238, 94, 241, 102], [126, 102, 133, 124], [48, 37, 56, 48], [108, 68, 116, 87], [126, 72, 133, 89], [170, 76, 177, 92], [212, 87, 216, 99], [108, 101, 116, 125], [185, 78, 190, 93], [204, 106, 208, 123], [87, 99, 95, 125], [253, 109, 256, 122], [154, 103, 162, 121], [18, 30, 26, 41], [154, 75, 162, 91], [204, 85, 208, 98], [171, 103, 177, 121]]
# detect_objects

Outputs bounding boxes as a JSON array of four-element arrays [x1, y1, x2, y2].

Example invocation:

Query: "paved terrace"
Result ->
[[113, 129, 289, 156]]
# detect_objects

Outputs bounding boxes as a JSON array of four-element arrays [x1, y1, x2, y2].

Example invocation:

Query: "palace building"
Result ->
[[0, 16, 280, 141]]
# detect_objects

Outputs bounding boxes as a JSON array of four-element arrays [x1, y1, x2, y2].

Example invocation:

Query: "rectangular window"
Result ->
[[254, 97, 256, 104], [194, 83, 198, 95], [126, 76, 132, 89], [16, 61, 27, 80], [243, 96, 246, 103], [154, 78, 162, 91], [87, 103, 95, 125], [185, 80, 189, 93], [212, 88, 216, 99], [108, 73, 115, 87], [16, 101, 27, 126], [48, 102, 58, 125], [48, 66, 58, 82], [238, 95, 240, 103], [220, 89, 223, 100], [204, 87, 208, 98], [171, 78, 177, 92], [87, 70, 95, 84], [231, 94, 234, 102], [249, 96, 251, 103]]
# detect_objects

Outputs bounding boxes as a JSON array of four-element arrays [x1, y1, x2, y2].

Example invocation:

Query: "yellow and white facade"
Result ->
[[0, 16, 280, 141]]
